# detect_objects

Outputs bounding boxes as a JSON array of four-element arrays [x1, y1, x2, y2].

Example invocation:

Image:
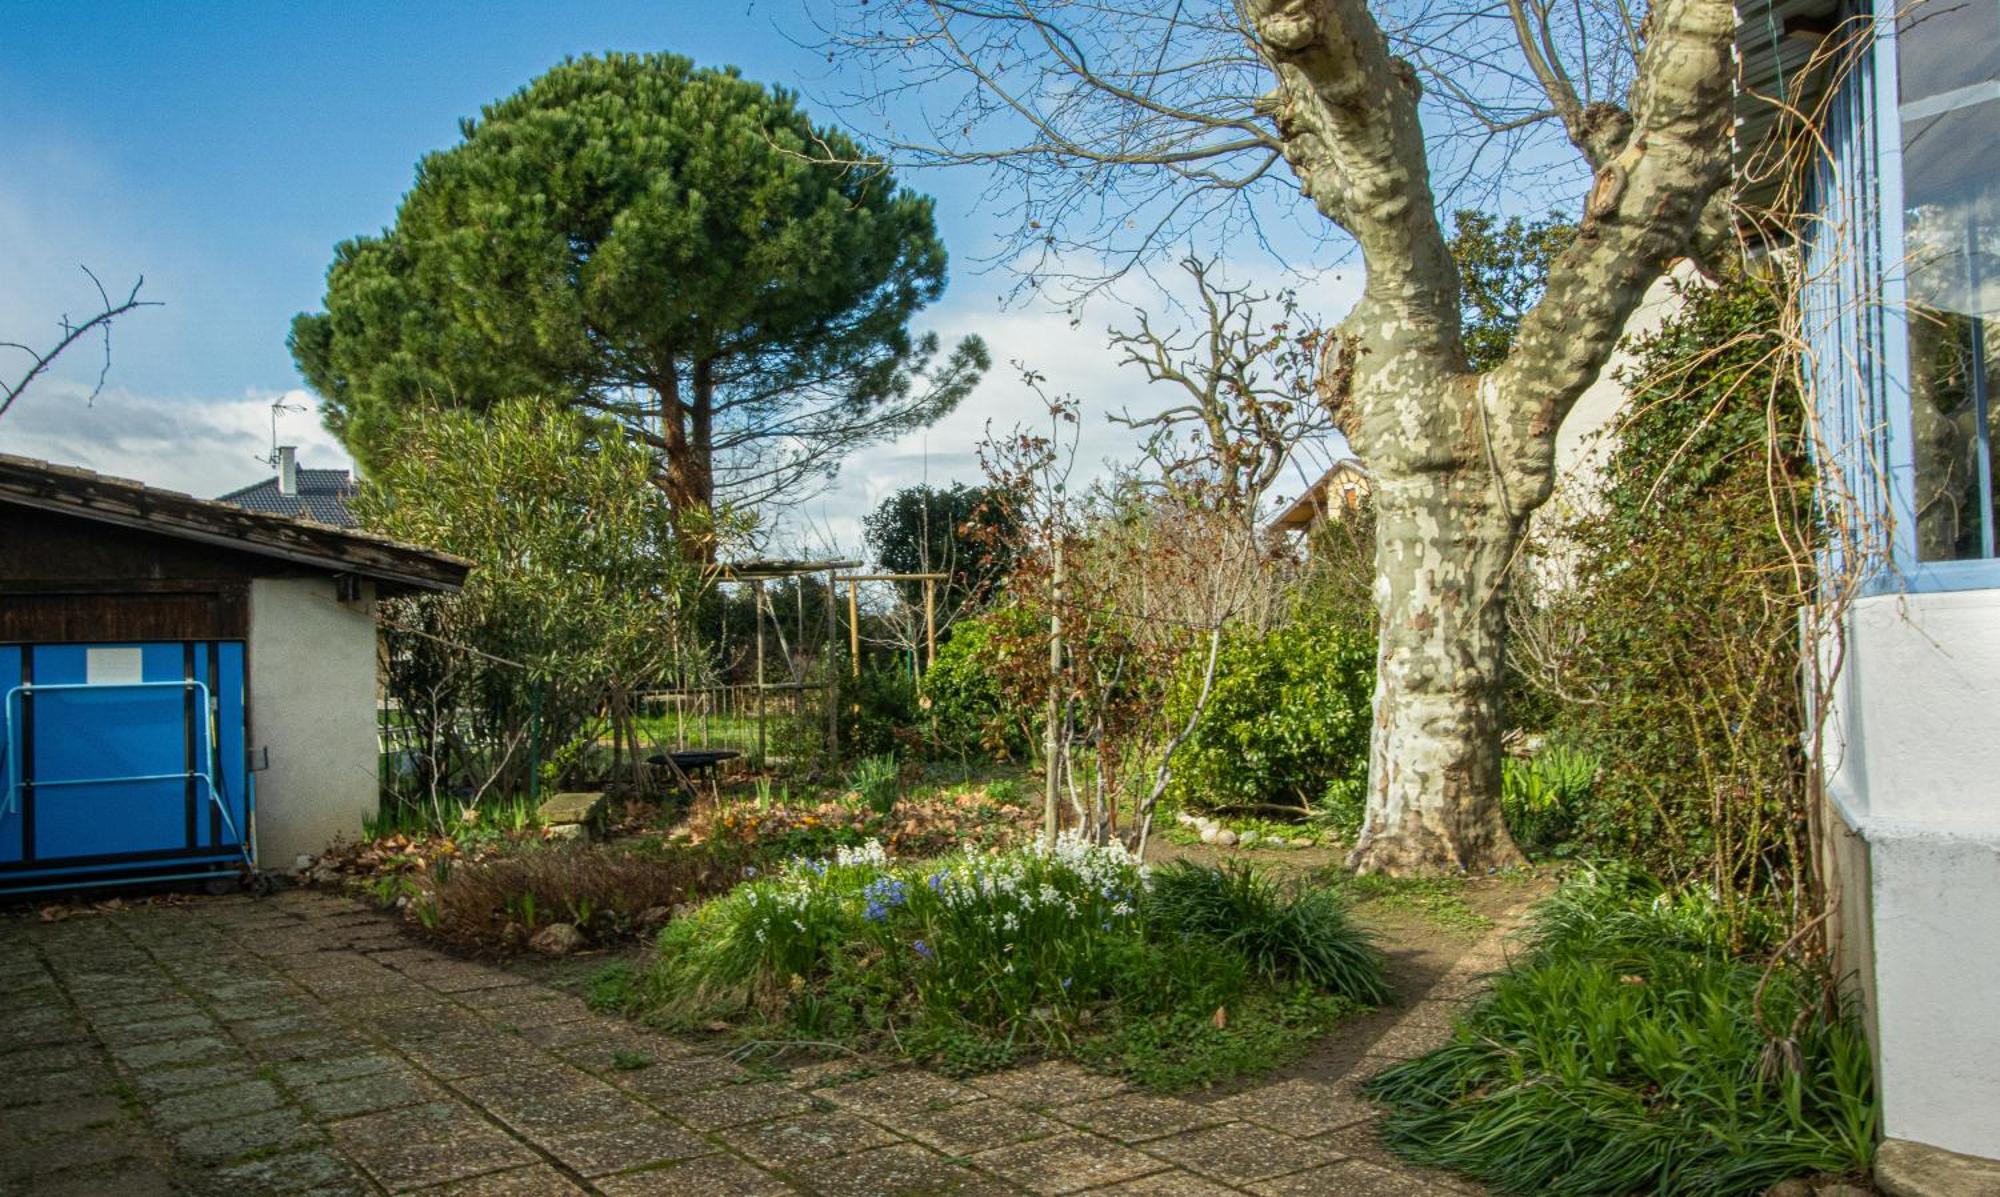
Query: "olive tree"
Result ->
[[356, 396, 718, 816], [823, 0, 1737, 873]]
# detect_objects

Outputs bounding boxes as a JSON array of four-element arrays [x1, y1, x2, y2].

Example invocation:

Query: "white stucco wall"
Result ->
[[1540, 263, 1698, 524], [1819, 588, 2000, 1159], [247, 576, 379, 865]]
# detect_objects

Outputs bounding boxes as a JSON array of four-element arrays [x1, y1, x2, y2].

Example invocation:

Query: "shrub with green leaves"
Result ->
[[919, 607, 1038, 759], [1516, 272, 1813, 907], [1163, 618, 1374, 832], [1364, 867, 1876, 1196], [843, 665, 920, 758], [617, 839, 1383, 1087]]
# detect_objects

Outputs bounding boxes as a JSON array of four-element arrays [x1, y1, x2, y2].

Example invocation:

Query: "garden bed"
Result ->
[[593, 835, 1391, 1091], [1363, 866, 1877, 1196]]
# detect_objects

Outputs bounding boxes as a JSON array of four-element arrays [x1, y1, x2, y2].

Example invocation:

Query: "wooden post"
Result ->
[[923, 577, 937, 670], [1044, 540, 1063, 847], [847, 580, 861, 678], [754, 579, 767, 766], [825, 568, 839, 761]]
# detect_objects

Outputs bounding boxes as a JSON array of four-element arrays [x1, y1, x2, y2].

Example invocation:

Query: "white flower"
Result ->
[[834, 840, 889, 869]]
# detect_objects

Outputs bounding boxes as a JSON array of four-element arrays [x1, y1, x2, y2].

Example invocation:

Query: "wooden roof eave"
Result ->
[[0, 454, 470, 594]]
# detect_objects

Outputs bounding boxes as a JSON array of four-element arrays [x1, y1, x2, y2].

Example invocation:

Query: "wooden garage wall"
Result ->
[[1, 507, 261, 643]]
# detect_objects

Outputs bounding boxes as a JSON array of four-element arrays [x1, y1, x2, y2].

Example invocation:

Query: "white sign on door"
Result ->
[[85, 647, 145, 686]]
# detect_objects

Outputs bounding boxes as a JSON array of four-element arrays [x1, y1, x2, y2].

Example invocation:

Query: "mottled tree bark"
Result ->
[[1247, 0, 1736, 873], [1357, 459, 1525, 872]]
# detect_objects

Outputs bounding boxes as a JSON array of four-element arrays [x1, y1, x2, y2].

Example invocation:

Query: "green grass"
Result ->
[[1362, 866, 1876, 1196], [1083, 992, 1353, 1091], [1321, 871, 1493, 938]]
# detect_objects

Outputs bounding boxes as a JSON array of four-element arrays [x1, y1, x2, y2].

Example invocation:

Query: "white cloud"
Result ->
[[0, 384, 352, 498]]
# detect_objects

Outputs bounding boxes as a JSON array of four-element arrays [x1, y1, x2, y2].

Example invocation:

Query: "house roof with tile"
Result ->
[[217, 467, 359, 527]]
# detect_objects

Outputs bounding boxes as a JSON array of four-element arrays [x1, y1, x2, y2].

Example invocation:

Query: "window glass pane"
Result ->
[[1898, 0, 2000, 100], [1899, 0, 2000, 561]]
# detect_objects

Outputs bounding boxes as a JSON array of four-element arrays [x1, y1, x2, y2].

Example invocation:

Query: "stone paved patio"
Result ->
[[0, 888, 1521, 1196]]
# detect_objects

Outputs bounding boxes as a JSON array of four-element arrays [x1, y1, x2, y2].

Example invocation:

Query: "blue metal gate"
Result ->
[[0, 641, 253, 893]]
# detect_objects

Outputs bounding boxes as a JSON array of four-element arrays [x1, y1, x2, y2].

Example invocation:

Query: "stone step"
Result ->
[[536, 791, 607, 840]]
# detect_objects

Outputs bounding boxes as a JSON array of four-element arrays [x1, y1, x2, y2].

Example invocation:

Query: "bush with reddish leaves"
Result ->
[[392, 839, 763, 953]]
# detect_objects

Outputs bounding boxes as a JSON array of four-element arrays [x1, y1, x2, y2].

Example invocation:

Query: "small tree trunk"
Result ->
[[1347, 466, 1527, 875]]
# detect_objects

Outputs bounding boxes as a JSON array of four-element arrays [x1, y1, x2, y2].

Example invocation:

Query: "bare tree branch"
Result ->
[[0, 268, 159, 423]]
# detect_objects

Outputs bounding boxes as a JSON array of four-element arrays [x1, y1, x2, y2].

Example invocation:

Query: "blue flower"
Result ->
[[912, 939, 933, 959], [861, 875, 908, 923], [863, 876, 908, 907]]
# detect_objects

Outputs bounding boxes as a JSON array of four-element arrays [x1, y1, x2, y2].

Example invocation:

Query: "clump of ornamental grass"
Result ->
[[608, 836, 1386, 1088], [1145, 859, 1391, 1004], [1363, 866, 1877, 1196]]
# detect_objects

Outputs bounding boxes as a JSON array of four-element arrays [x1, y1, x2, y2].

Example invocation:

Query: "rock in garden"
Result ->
[[1214, 829, 1238, 847], [1238, 830, 1260, 847], [530, 922, 584, 955]]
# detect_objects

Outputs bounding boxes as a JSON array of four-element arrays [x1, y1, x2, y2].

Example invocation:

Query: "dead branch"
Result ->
[[0, 268, 159, 422]]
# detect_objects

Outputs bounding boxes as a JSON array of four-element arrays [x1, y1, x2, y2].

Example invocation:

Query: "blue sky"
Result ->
[[0, 1, 1357, 548]]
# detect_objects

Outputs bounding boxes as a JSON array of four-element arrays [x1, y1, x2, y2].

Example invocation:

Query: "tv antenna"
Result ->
[[262, 395, 308, 466]]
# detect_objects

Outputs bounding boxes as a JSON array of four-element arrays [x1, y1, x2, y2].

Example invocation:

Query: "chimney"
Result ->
[[277, 446, 298, 497]]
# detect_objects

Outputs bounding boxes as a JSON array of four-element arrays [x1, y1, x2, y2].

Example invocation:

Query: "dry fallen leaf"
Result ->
[[1212, 1006, 1228, 1029]]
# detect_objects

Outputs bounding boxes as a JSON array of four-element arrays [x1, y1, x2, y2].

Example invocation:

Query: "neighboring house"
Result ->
[[217, 445, 360, 528], [1268, 458, 1372, 537], [1743, 0, 2000, 1181], [0, 454, 467, 889]]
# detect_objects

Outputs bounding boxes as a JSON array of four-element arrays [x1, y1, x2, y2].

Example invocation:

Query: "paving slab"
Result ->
[[1139, 1122, 1343, 1187], [974, 1130, 1169, 1195], [594, 1152, 801, 1196], [726, 1110, 904, 1170]]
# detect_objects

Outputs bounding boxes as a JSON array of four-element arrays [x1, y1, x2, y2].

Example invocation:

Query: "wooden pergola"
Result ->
[[695, 558, 959, 763], [832, 571, 949, 675], [708, 558, 858, 762]]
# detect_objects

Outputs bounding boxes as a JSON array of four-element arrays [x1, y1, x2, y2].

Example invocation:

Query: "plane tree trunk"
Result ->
[[1247, 0, 1736, 873], [1352, 432, 1527, 873]]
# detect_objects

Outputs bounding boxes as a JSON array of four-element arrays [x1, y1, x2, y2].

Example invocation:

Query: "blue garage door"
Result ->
[[1, 641, 249, 891]]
